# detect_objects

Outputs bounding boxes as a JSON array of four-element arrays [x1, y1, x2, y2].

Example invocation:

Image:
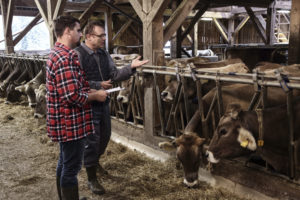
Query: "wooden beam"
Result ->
[[234, 15, 250, 34], [266, 1, 275, 45], [112, 14, 136, 42], [193, 22, 198, 56], [47, 0, 56, 23], [79, 0, 104, 27], [128, 0, 144, 20], [181, 2, 210, 40], [212, 17, 229, 43], [13, 13, 42, 46], [1, 0, 14, 53], [34, 0, 49, 28], [228, 18, 234, 45], [105, 7, 113, 53], [288, 0, 300, 64], [163, 0, 198, 45], [128, 25, 142, 43], [5, 0, 15, 37], [53, 0, 67, 19], [245, 6, 267, 44], [181, 26, 193, 44]]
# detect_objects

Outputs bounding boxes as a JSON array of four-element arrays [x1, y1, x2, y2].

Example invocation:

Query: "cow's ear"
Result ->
[[158, 140, 177, 151], [226, 103, 242, 119], [237, 127, 257, 151], [195, 137, 205, 146]]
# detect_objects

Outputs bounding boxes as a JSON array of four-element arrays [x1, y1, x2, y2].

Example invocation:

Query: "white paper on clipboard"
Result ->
[[106, 86, 125, 93]]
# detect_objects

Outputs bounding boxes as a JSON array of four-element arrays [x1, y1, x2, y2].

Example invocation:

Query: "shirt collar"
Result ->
[[81, 42, 104, 55]]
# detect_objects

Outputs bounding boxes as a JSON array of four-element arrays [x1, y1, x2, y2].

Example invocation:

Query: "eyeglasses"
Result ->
[[91, 33, 106, 38]]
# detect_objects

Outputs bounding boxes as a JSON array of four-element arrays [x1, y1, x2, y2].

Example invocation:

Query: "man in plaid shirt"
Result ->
[[47, 16, 107, 200]]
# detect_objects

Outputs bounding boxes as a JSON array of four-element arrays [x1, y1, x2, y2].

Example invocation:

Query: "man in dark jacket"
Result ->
[[75, 20, 148, 195]]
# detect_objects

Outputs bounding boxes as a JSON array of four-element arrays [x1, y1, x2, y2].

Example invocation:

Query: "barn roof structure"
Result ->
[[0, 0, 299, 63]]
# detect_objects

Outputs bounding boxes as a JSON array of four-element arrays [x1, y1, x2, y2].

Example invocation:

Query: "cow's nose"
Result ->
[[161, 91, 168, 97], [205, 150, 209, 158], [117, 96, 123, 102]]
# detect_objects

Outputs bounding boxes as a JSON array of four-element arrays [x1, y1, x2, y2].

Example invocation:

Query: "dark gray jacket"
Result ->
[[75, 42, 135, 90]]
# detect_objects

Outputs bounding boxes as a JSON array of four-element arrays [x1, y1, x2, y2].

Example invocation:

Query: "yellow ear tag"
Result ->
[[240, 140, 249, 148]]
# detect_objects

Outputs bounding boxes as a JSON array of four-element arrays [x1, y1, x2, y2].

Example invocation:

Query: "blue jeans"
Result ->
[[56, 138, 86, 187]]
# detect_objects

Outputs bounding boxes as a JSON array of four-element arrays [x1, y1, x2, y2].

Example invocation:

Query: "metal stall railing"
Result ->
[[140, 64, 300, 180]]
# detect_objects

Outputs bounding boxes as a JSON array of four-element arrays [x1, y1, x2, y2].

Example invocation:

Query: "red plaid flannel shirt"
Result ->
[[46, 42, 94, 142]]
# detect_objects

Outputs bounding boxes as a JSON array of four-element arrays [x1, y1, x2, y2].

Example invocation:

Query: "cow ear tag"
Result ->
[[240, 140, 249, 148]]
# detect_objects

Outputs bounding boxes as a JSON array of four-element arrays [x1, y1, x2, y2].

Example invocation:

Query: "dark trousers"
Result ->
[[84, 103, 111, 168], [56, 138, 86, 187]]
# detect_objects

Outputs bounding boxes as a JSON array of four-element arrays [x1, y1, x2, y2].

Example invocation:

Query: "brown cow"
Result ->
[[161, 59, 247, 102], [207, 101, 300, 175], [160, 82, 300, 187]]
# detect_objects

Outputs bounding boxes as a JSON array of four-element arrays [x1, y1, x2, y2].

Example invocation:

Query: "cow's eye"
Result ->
[[219, 128, 227, 136]]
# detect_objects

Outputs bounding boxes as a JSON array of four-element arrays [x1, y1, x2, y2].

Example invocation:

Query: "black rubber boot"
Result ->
[[61, 185, 79, 200], [56, 176, 62, 200], [86, 166, 106, 195], [97, 163, 108, 175]]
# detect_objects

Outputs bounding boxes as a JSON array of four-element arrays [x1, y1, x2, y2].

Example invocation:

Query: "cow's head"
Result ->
[[117, 75, 143, 104], [15, 82, 37, 107], [34, 84, 46, 118], [159, 133, 205, 188], [117, 78, 132, 103], [207, 104, 258, 163], [6, 83, 22, 104]]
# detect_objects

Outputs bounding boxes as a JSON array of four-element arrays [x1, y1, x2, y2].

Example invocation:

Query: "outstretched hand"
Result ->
[[131, 56, 149, 69]]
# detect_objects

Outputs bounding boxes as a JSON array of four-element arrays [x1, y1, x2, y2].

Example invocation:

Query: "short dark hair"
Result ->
[[53, 15, 80, 38], [84, 20, 105, 36]]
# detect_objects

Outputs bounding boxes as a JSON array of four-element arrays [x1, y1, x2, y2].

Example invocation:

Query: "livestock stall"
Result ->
[[1, 48, 300, 199]]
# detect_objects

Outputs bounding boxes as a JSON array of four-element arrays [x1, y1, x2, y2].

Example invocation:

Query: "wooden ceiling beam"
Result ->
[[212, 17, 229, 43], [5, 0, 15, 37], [163, 0, 198, 45], [79, 0, 104, 27], [13, 13, 42, 46], [112, 14, 136, 42], [234, 15, 250, 35], [245, 6, 267, 44], [128, 0, 144, 20], [181, 2, 210, 41], [34, 0, 49, 26], [53, 0, 67, 19]]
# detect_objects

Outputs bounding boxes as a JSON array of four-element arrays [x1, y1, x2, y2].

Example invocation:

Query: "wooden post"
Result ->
[[105, 7, 113, 53], [266, 1, 276, 45], [193, 22, 198, 56], [35, 0, 66, 47], [170, 0, 179, 58], [228, 18, 234, 45], [1, 0, 15, 53], [288, 0, 300, 64], [129, 0, 170, 64]]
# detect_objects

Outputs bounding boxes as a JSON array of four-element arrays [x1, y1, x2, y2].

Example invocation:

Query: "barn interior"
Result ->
[[1, 0, 300, 199]]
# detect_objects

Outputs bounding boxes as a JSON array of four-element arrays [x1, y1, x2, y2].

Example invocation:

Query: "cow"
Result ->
[[159, 82, 300, 187], [207, 101, 300, 175], [161, 59, 248, 102], [15, 68, 45, 107], [226, 47, 287, 69], [159, 133, 206, 187], [33, 83, 46, 118]]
